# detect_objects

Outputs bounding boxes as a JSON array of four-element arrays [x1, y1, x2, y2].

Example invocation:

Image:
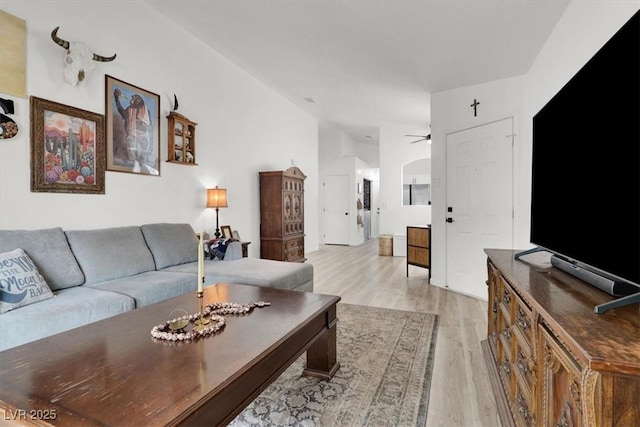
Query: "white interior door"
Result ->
[[445, 117, 514, 299], [323, 175, 350, 245]]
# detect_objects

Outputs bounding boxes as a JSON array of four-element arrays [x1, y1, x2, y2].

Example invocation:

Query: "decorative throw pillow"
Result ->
[[205, 238, 236, 260], [0, 248, 54, 314]]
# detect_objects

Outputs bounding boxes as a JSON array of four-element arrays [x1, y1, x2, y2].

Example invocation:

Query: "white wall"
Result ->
[[519, 1, 640, 250], [430, 75, 524, 287], [378, 125, 431, 236], [353, 141, 379, 167], [0, 1, 319, 257], [429, 1, 639, 289]]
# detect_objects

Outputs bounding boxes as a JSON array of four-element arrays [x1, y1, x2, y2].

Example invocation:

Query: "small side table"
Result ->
[[406, 226, 430, 282], [240, 241, 251, 258]]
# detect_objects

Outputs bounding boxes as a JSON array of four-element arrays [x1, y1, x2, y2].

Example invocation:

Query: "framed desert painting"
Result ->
[[105, 75, 160, 176], [30, 96, 105, 194]]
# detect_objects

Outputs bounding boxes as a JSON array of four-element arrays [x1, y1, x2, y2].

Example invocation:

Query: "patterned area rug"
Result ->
[[229, 303, 439, 426]]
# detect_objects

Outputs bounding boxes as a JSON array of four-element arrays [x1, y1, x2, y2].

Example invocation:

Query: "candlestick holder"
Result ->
[[193, 290, 210, 332]]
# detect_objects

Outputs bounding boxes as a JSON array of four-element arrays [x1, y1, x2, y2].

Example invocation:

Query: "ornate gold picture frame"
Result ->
[[30, 96, 105, 194]]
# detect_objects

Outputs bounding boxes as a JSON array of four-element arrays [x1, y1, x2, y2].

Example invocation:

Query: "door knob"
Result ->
[[446, 218, 454, 223], [345, 212, 349, 215]]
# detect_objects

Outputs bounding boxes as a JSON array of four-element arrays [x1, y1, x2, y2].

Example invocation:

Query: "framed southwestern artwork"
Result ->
[[105, 75, 160, 176], [30, 96, 105, 194]]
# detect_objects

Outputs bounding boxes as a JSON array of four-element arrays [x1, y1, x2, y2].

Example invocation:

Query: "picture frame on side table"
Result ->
[[221, 225, 233, 240], [105, 75, 160, 176], [30, 96, 105, 194]]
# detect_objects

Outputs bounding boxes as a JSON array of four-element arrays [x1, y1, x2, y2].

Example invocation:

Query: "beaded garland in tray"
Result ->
[[151, 301, 270, 342]]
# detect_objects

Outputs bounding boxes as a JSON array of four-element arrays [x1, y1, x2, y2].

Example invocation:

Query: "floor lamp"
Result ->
[[207, 186, 228, 239]]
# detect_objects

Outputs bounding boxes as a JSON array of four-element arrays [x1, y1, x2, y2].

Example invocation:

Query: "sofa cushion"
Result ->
[[0, 227, 84, 290], [65, 226, 156, 285], [0, 286, 135, 352], [86, 271, 197, 308], [0, 249, 55, 314], [163, 258, 314, 292], [141, 223, 198, 269]]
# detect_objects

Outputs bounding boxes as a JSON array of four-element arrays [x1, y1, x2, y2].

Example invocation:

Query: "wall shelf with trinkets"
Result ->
[[167, 111, 197, 165]]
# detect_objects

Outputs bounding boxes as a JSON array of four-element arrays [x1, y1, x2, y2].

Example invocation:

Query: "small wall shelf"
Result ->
[[166, 111, 197, 165]]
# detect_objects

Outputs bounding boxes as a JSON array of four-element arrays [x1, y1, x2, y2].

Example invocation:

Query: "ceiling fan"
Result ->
[[405, 134, 431, 144]]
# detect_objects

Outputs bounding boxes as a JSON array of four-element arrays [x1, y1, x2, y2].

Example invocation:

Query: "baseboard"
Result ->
[[481, 340, 515, 427], [432, 282, 488, 302]]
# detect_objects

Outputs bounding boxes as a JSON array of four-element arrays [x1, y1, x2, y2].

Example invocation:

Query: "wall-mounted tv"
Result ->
[[523, 10, 639, 313]]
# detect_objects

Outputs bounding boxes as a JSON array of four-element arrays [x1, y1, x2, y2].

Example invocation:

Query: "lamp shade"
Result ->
[[207, 187, 228, 208]]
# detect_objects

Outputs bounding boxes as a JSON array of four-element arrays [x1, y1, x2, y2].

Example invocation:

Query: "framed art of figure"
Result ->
[[30, 96, 105, 194], [105, 75, 160, 176]]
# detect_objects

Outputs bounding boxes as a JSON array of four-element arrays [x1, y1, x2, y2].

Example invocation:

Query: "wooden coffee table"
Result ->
[[0, 284, 341, 426]]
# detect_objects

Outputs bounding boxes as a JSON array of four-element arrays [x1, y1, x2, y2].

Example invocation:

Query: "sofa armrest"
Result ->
[[224, 241, 243, 260]]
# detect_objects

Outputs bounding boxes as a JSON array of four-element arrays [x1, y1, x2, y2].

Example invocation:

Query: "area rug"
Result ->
[[229, 303, 439, 427]]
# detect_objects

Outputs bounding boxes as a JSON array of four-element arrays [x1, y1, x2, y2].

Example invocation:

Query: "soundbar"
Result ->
[[514, 248, 640, 314], [550, 255, 640, 313], [551, 255, 618, 295], [550, 255, 639, 296]]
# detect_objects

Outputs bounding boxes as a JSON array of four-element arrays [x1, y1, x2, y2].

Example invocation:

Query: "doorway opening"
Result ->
[[363, 178, 371, 240]]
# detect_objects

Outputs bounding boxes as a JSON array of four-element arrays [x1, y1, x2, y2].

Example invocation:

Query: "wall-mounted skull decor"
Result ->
[[0, 97, 18, 140], [50, 26, 117, 86]]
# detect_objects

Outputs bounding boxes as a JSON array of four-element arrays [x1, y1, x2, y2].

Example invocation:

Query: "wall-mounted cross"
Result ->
[[470, 98, 480, 117]]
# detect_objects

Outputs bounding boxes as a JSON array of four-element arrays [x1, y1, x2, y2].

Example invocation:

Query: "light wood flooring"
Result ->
[[307, 239, 500, 427]]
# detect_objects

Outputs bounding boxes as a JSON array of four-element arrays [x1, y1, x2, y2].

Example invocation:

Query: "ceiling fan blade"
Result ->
[[405, 134, 425, 137], [409, 138, 425, 144]]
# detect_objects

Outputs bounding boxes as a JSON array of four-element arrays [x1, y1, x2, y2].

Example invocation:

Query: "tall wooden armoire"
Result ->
[[259, 166, 306, 262]]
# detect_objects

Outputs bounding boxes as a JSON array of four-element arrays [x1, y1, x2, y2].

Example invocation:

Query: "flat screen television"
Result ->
[[523, 10, 640, 313]]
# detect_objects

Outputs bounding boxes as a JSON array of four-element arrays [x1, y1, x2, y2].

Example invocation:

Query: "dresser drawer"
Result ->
[[499, 276, 514, 325], [285, 247, 305, 262], [284, 237, 304, 262], [514, 379, 534, 427], [498, 343, 515, 401], [285, 237, 303, 250], [514, 295, 533, 349], [514, 338, 533, 395]]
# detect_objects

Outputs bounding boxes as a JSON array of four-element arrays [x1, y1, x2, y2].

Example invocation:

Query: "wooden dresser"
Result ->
[[483, 249, 640, 427], [407, 225, 430, 281], [259, 167, 306, 262]]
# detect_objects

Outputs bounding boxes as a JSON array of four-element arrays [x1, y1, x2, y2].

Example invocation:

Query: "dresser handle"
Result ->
[[517, 352, 529, 374], [517, 317, 530, 329], [502, 362, 511, 374], [502, 290, 511, 305], [517, 394, 530, 419], [517, 308, 530, 329], [502, 328, 511, 339], [556, 413, 569, 427], [517, 361, 529, 375]]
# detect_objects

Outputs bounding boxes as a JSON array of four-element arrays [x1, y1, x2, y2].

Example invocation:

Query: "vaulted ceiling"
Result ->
[[144, 0, 570, 144]]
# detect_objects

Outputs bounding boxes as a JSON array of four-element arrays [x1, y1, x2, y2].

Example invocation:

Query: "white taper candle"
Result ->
[[198, 232, 204, 293]]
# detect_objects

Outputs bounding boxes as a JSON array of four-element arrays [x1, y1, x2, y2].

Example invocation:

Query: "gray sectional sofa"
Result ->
[[0, 223, 313, 351]]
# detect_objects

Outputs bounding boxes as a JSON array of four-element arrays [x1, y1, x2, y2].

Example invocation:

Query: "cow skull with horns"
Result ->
[[51, 27, 117, 86]]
